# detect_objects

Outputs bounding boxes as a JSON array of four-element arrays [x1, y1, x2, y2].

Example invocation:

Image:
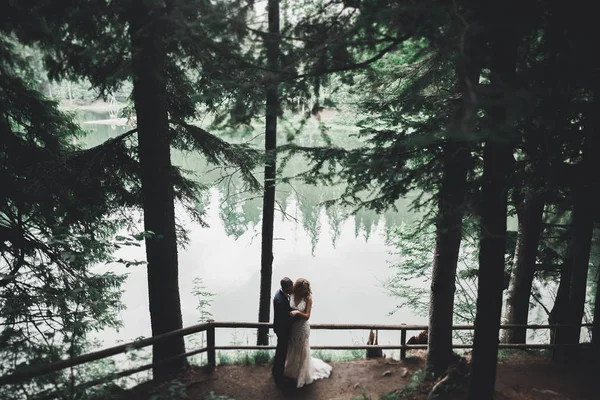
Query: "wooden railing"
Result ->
[[0, 321, 593, 391]]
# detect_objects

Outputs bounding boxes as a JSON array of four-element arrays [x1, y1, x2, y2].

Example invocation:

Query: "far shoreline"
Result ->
[[59, 99, 125, 112]]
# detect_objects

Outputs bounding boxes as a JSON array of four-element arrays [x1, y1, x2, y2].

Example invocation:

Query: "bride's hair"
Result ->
[[294, 278, 312, 297]]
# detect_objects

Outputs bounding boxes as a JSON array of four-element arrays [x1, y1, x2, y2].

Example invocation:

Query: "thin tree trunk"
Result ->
[[467, 22, 518, 400], [467, 144, 514, 400], [129, 0, 187, 378], [257, 0, 280, 346], [67, 81, 73, 105], [503, 78, 554, 344], [564, 160, 596, 348], [549, 251, 573, 345], [426, 48, 482, 378], [552, 173, 594, 360], [502, 194, 545, 343], [552, 88, 599, 360], [426, 142, 469, 378], [565, 189, 594, 345]]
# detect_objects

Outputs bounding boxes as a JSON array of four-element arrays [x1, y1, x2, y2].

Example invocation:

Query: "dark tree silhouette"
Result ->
[[128, 0, 187, 377], [257, 0, 281, 346], [468, 11, 518, 399]]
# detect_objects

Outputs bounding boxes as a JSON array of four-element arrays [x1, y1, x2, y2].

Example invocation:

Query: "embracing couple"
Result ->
[[271, 277, 332, 388]]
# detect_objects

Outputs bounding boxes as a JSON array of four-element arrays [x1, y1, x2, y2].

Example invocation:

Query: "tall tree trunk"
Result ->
[[426, 44, 482, 378], [257, 0, 280, 346], [592, 265, 600, 358], [502, 193, 545, 343], [129, 0, 187, 378], [467, 22, 517, 400], [552, 88, 599, 360]]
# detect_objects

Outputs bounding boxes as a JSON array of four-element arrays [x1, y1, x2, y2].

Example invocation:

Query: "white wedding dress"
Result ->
[[284, 296, 332, 388]]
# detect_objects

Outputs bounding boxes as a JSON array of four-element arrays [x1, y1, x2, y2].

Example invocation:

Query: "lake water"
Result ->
[[75, 110, 429, 357], [74, 109, 563, 361]]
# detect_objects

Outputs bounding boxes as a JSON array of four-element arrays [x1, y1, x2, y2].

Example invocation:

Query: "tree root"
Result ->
[[427, 356, 470, 400]]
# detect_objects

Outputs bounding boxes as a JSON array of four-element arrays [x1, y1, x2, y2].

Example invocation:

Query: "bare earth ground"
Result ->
[[127, 351, 596, 400]]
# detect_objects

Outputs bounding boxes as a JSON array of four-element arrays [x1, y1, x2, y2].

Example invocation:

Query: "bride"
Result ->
[[284, 278, 332, 388]]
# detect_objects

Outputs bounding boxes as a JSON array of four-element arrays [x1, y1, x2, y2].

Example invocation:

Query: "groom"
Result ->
[[272, 277, 294, 384]]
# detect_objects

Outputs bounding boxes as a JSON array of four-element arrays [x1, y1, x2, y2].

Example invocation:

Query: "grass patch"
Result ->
[[312, 349, 365, 362], [203, 392, 235, 400], [497, 348, 551, 362], [216, 350, 274, 366], [215, 349, 364, 366], [253, 349, 272, 365], [497, 349, 515, 362]]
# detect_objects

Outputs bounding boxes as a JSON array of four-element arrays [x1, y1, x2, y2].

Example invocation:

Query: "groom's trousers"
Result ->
[[272, 330, 289, 380]]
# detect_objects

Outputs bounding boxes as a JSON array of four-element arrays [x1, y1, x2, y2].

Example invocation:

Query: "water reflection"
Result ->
[[79, 111, 424, 352]]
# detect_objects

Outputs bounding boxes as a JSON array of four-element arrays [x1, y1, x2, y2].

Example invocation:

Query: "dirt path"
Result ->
[[128, 357, 420, 400], [493, 356, 596, 400], [128, 352, 596, 400], [184, 358, 416, 400]]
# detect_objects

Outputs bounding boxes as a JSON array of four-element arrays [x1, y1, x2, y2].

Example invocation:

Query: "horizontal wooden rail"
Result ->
[[34, 347, 210, 400], [213, 322, 593, 330], [215, 343, 591, 351], [0, 321, 593, 388], [0, 322, 211, 386]]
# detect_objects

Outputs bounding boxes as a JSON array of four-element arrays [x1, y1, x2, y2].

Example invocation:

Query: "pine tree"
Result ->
[[467, 1, 525, 396], [128, 0, 188, 377], [257, 0, 281, 346], [427, 26, 484, 377], [6, 0, 263, 379]]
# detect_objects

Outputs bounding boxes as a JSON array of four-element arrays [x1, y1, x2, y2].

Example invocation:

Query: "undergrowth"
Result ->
[[216, 350, 274, 366], [497, 348, 552, 362], [214, 349, 364, 366]]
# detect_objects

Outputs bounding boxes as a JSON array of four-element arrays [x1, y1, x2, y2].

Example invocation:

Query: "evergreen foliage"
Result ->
[[0, 32, 132, 398], [1, 0, 599, 397]]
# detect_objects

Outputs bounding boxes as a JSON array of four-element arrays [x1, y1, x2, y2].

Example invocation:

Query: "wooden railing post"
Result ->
[[400, 323, 407, 360], [206, 320, 216, 372]]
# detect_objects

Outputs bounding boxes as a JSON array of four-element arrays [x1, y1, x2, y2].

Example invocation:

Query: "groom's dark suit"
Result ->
[[272, 289, 293, 382]]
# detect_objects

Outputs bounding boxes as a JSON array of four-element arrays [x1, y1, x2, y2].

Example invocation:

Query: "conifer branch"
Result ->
[[169, 120, 263, 191]]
